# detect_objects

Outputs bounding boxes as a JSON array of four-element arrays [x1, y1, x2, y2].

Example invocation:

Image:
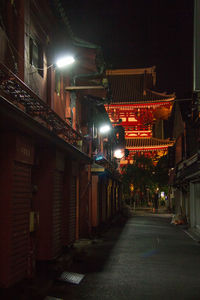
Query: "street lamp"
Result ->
[[114, 148, 124, 159], [99, 124, 111, 134], [55, 55, 75, 68]]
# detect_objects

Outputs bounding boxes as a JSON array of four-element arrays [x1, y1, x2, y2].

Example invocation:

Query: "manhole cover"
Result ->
[[58, 271, 85, 284]]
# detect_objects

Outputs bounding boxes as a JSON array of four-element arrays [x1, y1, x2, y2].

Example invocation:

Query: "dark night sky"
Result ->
[[63, 0, 194, 99]]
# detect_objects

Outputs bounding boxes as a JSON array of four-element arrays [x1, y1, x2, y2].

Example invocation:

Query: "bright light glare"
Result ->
[[99, 125, 111, 134], [114, 149, 124, 159], [56, 56, 75, 68]]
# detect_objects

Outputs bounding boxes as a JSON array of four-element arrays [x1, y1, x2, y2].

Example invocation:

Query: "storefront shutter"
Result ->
[[68, 176, 76, 244], [52, 170, 63, 257], [11, 162, 31, 284]]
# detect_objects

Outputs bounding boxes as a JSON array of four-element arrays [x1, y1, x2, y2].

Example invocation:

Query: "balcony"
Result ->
[[0, 63, 88, 154]]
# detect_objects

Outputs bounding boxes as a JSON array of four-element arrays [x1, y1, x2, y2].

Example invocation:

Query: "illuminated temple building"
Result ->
[[105, 67, 175, 166]]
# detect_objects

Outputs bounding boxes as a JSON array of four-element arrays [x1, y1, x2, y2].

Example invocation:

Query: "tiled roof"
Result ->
[[126, 137, 174, 149], [107, 68, 175, 104]]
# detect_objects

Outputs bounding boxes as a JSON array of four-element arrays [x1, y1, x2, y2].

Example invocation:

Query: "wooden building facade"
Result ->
[[0, 0, 121, 287]]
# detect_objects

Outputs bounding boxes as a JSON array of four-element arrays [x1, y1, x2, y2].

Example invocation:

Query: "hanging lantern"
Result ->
[[130, 184, 134, 192]]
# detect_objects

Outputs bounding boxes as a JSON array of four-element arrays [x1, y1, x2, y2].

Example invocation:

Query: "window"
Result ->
[[29, 37, 43, 77]]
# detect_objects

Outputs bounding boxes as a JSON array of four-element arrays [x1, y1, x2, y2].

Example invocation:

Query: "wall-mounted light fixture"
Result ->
[[99, 124, 111, 134], [55, 55, 75, 68], [114, 148, 124, 159], [29, 55, 75, 74]]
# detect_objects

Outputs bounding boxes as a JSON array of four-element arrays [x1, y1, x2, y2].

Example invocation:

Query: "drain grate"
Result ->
[[58, 271, 85, 284]]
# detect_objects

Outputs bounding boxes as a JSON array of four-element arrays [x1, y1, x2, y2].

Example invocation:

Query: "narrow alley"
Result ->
[[41, 211, 200, 300], [1, 1, 200, 300]]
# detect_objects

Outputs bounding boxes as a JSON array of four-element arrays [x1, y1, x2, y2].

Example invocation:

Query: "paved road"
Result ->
[[48, 214, 200, 300]]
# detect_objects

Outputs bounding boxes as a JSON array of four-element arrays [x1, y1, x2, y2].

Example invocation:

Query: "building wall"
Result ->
[[190, 181, 200, 232], [0, 26, 8, 65], [92, 175, 99, 228], [79, 166, 90, 238], [0, 0, 122, 287], [24, 0, 48, 101], [175, 135, 183, 164]]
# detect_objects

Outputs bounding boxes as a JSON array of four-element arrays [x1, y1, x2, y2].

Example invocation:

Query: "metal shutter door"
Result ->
[[11, 162, 31, 284], [68, 176, 76, 244], [98, 179, 103, 224], [52, 170, 63, 257], [195, 183, 200, 230], [102, 181, 107, 222]]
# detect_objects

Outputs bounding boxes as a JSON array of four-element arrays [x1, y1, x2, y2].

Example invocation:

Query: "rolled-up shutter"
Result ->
[[98, 178, 102, 224], [11, 162, 31, 285], [68, 176, 76, 244], [52, 170, 63, 257], [101, 178, 107, 223]]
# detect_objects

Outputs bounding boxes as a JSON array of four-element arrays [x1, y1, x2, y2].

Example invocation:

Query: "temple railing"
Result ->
[[0, 62, 88, 153]]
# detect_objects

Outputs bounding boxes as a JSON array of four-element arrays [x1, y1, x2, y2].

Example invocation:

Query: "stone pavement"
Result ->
[[1, 208, 200, 300]]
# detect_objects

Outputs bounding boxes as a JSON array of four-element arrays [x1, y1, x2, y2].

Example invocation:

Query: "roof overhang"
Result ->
[[65, 86, 105, 91], [0, 96, 92, 164], [127, 146, 172, 151], [91, 163, 105, 173], [106, 66, 156, 76], [105, 100, 174, 108]]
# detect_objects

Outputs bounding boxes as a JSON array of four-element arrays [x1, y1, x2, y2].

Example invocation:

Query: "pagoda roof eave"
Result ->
[[126, 137, 174, 149], [106, 66, 156, 76], [105, 98, 174, 107], [106, 67, 175, 103], [127, 145, 172, 151], [148, 89, 175, 99]]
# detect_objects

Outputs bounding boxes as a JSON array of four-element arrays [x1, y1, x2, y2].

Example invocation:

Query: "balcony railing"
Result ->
[[0, 62, 87, 152]]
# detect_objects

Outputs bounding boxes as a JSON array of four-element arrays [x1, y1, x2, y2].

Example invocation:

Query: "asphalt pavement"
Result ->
[[46, 209, 200, 300], [2, 209, 200, 300]]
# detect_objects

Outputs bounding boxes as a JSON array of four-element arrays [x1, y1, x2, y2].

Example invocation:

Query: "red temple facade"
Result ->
[[105, 67, 175, 166]]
